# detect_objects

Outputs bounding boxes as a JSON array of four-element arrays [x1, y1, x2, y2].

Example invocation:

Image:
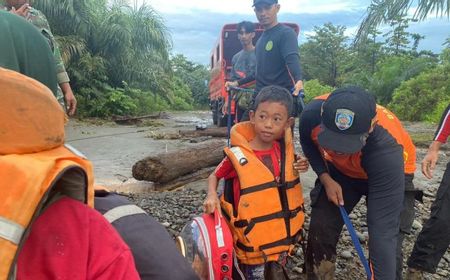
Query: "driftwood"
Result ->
[[113, 112, 169, 125], [179, 127, 228, 138], [155, 167, 216, 191], [132, 140, 225, 184]]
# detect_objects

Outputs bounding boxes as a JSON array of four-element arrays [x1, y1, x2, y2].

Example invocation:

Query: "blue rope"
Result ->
[[339, 206, 372, 280]]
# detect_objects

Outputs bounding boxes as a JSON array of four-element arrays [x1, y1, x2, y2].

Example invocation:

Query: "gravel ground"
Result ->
[[67, 112, 449, 279]]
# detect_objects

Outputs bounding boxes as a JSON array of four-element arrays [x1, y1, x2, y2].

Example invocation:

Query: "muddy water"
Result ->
[[65, 111, 213, 188]]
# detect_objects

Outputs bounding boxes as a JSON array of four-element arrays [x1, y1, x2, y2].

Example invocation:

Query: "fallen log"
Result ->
[[113, 112, 169, 125], [179, 127, 228, 138], [132, 139, 225, 183], [155, 167, 216, 191]]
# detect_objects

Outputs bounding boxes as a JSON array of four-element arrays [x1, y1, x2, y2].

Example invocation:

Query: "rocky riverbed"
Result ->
[[66, 112, 449, 279]]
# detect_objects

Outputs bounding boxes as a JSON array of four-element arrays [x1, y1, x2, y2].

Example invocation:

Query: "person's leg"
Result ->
[[396, 190, 416, 280], [407, 162, 450, 273], [367, 172, 405, 279], [305, 168, 365, 280]]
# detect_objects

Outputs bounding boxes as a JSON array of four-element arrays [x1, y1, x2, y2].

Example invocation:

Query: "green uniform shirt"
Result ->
[[1, 5, 68, 103]]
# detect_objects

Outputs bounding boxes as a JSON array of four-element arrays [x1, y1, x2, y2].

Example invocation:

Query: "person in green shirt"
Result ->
[[2, 0, 77, 116]]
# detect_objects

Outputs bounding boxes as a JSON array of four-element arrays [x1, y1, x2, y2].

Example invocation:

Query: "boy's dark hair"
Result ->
[[253, 85, 293, 115], [237, 21, 255, 33]]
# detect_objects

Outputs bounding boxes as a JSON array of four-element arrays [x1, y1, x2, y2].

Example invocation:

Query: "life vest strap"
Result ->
[[234, 205, 304, 232], [0, 216, 24, 245], [236, 231, 302, 253], [240, 178, 300, 196], [103, 205, 147, 224], [237, 241, 254, 252], [259, 235, 299, 251]]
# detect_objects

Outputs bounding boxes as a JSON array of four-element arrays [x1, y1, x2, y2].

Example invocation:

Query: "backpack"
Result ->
[[177, 211, 234, 280]]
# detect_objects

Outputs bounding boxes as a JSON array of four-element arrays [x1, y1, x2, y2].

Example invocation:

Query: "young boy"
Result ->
[[204, 85, 308, 279]]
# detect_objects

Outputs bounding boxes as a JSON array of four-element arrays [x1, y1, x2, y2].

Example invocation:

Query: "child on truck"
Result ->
[[203, 85, 308, 279]]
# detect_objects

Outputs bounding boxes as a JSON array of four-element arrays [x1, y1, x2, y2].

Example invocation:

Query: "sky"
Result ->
[[139, 0, 449, 65]]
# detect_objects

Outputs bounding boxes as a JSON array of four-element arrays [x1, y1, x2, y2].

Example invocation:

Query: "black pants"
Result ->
[[407, 161, 450, 273], [305, 166, 404, 280]]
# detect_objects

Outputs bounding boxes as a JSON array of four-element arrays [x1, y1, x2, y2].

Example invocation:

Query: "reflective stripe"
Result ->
[[64, 144, 87, 159], [0, 217, 24, 245], [103, 205, 147, 223], [229, 147, 248, 166]]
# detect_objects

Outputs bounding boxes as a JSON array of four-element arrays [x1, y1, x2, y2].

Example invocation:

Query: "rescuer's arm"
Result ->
[[203, 172, 221, 214]]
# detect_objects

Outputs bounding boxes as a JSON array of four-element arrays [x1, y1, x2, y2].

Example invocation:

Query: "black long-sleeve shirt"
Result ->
[[255, 24, 302, 93]]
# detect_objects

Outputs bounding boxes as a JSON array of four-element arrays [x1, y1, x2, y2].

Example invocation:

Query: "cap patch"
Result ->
[[335, 109, 354, 130]]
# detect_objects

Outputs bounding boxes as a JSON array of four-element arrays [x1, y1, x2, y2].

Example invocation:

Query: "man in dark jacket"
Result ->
[[94, 189, 199, 280]]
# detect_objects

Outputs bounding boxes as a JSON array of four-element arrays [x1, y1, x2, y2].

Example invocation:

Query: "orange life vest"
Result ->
[[0, 68, 94, 280], [312, 94, 416, 179], [220, 122, 304, 265]]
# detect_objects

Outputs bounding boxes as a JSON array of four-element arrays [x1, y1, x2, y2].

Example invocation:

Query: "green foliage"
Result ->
[[304, 80, 335, 102], [171, 54, 210, 107], [300, 23, 348, 86], [168, 76, 194, 110], [102, 89, 138, 116], [383, 15, 412, 55], [389, 49, 450, 122], [368, 55, 437, 104]]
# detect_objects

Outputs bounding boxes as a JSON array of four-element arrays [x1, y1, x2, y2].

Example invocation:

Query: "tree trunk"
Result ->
[[155, 167, 216, 191], [178, 127, 228, 138], [132, 140, 226, 183]]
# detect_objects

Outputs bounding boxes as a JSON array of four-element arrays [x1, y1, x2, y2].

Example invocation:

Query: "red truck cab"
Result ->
[[209, 22, 299, 126]]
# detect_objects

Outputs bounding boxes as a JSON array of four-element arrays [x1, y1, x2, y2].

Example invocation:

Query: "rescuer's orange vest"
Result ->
[[0, 68, 94, 280], [220, 122, 304, 265]]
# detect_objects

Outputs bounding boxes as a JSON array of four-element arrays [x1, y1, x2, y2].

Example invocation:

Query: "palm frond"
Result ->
[[55, 35, 87, 64], [355, 0, 449, 44]]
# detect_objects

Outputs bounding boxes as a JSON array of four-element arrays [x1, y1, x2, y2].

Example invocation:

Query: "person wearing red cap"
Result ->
[[299, 86, 415, 279]]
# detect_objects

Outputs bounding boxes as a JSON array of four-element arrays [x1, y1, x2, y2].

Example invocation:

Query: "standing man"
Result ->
[[225, 21, 256, 121], [225, 21, 256, 89], [406, 104, 450, 279], [253, 0, 303, 101], [2, 0, 77, 116], [299, 87, 411, 280]]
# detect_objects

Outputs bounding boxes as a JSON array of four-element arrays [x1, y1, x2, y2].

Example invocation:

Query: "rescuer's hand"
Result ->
[[293, 154, 309, 173], [292, 80, 304, 96], [225, 81, 238, 90], [320, 173, 344, 206], [421, 142, 441, 179]]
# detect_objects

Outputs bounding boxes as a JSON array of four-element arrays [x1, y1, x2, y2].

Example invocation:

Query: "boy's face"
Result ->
[[250, 101, 292, 145], [237, 27, 255, 47]]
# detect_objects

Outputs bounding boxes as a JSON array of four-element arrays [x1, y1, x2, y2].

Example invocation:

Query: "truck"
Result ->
[[208, 22, 299, 126]]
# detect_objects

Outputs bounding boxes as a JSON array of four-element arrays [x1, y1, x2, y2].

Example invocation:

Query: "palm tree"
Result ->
[[356, 0, 449, 44], [34, 0, 172, 92]]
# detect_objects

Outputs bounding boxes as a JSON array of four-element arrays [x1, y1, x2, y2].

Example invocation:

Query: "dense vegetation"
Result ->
[[300, 18, 449, 122], [34, 0, 448, 121], [33, 0, 210, 117]]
